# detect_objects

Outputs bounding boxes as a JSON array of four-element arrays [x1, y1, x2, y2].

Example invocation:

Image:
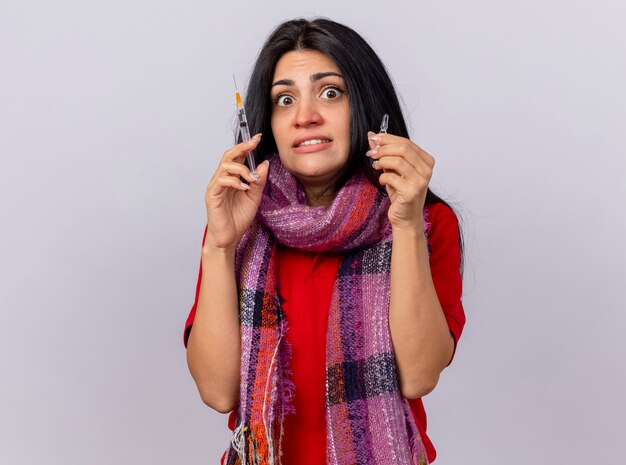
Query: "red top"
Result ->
[[184, 202, 465, 464]]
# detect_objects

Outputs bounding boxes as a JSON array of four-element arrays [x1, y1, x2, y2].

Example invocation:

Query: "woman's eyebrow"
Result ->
[[271, 71, 345, 88], [271, 79, 294, 88], [311, 71, 344, 81]]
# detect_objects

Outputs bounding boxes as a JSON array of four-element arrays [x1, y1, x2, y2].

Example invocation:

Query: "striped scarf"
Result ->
[[225, 154, 431, 465]]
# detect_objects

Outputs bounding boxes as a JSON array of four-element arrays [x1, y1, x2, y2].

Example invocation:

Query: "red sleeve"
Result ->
[[183, 225, 208, 349], [427, 203, 466, 366]]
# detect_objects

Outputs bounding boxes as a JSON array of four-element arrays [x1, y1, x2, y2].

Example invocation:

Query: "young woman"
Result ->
[[183, 18, 466, 465]]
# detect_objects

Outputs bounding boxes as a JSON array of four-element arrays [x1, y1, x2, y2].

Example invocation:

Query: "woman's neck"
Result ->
[[304, 185, 336, 207]]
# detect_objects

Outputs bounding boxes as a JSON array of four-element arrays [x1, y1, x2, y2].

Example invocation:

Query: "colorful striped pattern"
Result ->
[[224, 154, 431, 464]]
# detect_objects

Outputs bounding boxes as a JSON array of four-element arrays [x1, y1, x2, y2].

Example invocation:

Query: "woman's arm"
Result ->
[[389, 226, 455, 399], [186, 245, 241, 413], [185, 135, 269, 413], [366, 131, 456, 399]]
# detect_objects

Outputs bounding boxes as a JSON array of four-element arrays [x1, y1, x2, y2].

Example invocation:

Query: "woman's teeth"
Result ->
[[298, 139, 330, 147]]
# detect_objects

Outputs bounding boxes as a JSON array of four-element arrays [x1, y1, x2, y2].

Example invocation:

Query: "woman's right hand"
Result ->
[[204, 133, 269, 251]]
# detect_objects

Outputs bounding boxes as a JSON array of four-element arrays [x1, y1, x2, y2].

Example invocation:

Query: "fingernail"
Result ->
[[240, 182, 251, 190], [368, 134, 381, 142], [252, 133, 262, 140], [366, 149, 378, 157], [250, 171, 260, 182]]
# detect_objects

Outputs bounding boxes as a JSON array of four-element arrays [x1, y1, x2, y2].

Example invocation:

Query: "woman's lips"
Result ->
[[293, 141, 333, 153]]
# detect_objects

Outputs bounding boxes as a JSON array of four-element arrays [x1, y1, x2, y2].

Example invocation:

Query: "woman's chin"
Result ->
[[280, 155, 344, 182], [287, 165, 338, 185]]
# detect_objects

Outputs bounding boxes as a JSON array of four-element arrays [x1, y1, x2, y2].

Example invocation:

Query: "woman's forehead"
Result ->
[[272, 50, 341, 82]]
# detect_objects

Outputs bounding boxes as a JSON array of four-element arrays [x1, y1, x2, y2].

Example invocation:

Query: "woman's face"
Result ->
[[270, 50, 350, 194]]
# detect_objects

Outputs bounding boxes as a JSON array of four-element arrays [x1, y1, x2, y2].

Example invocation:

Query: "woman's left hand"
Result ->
[[367, 131, 435, 232]]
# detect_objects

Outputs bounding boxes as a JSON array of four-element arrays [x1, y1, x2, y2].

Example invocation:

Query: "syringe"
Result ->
[[234, 77, 259, 180]]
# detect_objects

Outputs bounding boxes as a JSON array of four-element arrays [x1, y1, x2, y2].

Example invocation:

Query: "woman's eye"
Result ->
[[321, 87, 343, 99], [275, 95, 294, 106]]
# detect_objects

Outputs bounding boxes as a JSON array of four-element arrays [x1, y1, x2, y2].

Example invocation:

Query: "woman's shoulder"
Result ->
[[424, 201, 462, 258], [426, 201, 459, 228]]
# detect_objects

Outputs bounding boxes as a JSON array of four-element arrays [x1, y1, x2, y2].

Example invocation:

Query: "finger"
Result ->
[[367, 131, 405, 147], [367, 133, 435, 168], [378, 171, 411, 193], [368, 143, 427, 174], [212, 175, 252, 193], [222, 133, 262, 163], [417, 147, 436, 168], [367, 132, 419, 149], [378, 172, 423, 202], [219, 161, 260, 184], [207, 162, 250, 195], [372, 143, 435, 175], [253, 158, 270, 185], [245, 158, 270, 190], [371, 156, 421, 181], [380, 154, 433, 181], [244, 159, 270, 203], [367, 131, 381, 151]]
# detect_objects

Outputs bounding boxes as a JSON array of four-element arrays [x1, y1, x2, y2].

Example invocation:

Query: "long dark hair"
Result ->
[[241, 18, 465, 276]]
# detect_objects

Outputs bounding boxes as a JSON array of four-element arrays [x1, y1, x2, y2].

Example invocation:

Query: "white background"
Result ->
[[1, 1, 625, 464]]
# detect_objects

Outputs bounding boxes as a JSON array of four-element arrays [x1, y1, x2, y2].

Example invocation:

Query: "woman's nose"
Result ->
[[293, 98, 323, 128]]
